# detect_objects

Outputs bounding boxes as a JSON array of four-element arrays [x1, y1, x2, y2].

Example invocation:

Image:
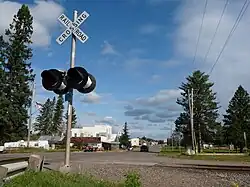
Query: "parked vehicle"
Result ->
[[83, 146, 94, 152], [140, 145, 149, 152], [0, 146, 5, 154]]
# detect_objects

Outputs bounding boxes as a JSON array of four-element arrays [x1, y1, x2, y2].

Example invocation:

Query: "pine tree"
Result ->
[[34, 98, 54, 135], [0, 5, 34, 142], [64, 106, 77, 128], [119, 122, 130, 147], [0, 36, 9, 145], [53, 95, 64, 135], [175, 70, 220, 152], [223, 85, 250, 152]]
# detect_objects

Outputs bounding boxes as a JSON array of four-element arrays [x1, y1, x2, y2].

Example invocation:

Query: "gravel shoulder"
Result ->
[[65, 163, 250, 187]]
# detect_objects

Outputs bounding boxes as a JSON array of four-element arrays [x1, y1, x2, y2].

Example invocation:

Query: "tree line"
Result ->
[[174, 70, 250, 153], [0, 5, 34, 145], [0, 5, 79, 145], [34, 95, 77, 136]]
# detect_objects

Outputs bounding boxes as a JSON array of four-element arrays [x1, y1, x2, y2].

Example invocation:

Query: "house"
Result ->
[[69, 137, 102, 149], [38, 135, 64, 145]]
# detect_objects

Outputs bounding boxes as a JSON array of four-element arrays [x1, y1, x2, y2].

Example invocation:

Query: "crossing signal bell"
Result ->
[[41, 67, 96, 95]]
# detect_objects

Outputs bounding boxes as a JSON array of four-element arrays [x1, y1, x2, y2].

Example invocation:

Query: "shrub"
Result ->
[[124, 171, 141, 187]]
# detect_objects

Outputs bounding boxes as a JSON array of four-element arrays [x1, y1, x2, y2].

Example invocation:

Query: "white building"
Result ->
[[4, 140, 50, 150], [130, 138, 140, 147], [71, 124, 119, 143]]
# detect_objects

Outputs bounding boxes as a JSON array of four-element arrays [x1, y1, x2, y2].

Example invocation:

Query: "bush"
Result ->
[[124, 172, 141, 187]]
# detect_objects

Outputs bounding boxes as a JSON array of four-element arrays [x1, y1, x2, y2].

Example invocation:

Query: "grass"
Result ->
[[161, 146, 249, 153], [3, 171, 141, 187], [159, 147, 250, 162], [5, 147, 80, 154]]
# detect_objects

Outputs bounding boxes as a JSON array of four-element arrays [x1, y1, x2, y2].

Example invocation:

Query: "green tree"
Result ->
[[175, 70, 220, 152], [34, 98, 55, 135], [0, 36, 9, 145], [53, 95, 64, 135], [0, 5, 34, 143], [64, 106, 77, 128], [119, 122, 130, 147], [223, 85, 250, 152]]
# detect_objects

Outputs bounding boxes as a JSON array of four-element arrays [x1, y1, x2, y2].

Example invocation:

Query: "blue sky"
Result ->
[[1, 0, 250, 139]]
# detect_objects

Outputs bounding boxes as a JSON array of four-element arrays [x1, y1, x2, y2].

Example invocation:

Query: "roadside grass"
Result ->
[[3, 170, 141, 187], [5, 147, 80, 154], [159, 148, 250, 162], [160, 146, 249, 154]]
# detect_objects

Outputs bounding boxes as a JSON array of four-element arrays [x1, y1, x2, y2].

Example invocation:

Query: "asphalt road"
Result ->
[[0, 151, 162, 164], [1, 150, 250, 167], [1, 151, 250, 186]]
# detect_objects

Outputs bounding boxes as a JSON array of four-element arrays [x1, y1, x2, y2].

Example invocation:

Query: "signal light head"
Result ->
[[67, 67, 96, 93], [41, 69, 69, 94], [77, 73, 96, 94], [67, 67, 88, 89], [41, 67, 96, 95]]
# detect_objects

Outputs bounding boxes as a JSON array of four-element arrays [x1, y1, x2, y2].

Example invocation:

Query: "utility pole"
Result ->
[[171, 123, 173, 151], [244, 132, 247, 151], [64, 10, 77, 167], [188, 88, 195, 152], [27, 81, 35, 148]]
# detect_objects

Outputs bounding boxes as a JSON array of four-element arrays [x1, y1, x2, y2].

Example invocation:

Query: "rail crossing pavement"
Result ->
[[56, 11, 89, 45]]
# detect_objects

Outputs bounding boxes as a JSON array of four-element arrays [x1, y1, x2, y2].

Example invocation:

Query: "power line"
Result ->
[[208, 0, 250, 75], [202, 0, 229, 65], [192, 0, 208, 68]]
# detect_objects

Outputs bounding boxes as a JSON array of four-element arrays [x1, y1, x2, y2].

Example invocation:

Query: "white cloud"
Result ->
[[95, 116, 116, 125], [84, 112, 96, 116], [135, 89, 181, 107], [175, 0, 250, 109], [101, 40, 119, 55], [81, 92, 102, 104], [0, 0, 64, 47]]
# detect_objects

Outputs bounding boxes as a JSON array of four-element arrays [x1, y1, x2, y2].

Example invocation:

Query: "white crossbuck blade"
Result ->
[[56, 11, 90, 45]]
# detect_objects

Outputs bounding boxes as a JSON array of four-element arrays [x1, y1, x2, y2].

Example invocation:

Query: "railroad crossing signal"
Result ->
[[56, 11, 89, 45], [41, 67, 96, 95]]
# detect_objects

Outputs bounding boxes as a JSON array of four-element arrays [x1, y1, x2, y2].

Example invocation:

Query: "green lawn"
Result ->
[[3, 171, 141, 187], [159, 151, 250, 162], [161, 146, 249, 154]]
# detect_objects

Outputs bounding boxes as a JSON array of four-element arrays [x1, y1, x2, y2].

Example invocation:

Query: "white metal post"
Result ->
[[64, 10, 77, 167]]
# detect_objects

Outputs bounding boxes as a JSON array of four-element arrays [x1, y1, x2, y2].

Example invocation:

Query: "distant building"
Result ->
[[71, 124, 119, 143], [38, 135, 64, 145], [70, 137, 102, 148], [4, 140, 50, 150], [130, 138, 140, 147]]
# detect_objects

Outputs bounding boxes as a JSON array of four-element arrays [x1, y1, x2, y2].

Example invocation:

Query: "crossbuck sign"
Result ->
[[56, 11, 89, 45]]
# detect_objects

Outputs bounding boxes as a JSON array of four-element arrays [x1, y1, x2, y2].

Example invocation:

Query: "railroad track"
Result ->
[[154, 163, 250, 172]]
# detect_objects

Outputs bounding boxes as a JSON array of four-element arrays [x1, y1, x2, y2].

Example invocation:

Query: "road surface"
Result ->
[[1, 151, 250, 187]]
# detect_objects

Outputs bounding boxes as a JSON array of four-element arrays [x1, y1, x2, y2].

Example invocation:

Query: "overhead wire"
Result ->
[[192, 0, 250, 113], [202, 0, 229, 65], [208, 0, 250, 75], [192, 0, 208, 68]]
